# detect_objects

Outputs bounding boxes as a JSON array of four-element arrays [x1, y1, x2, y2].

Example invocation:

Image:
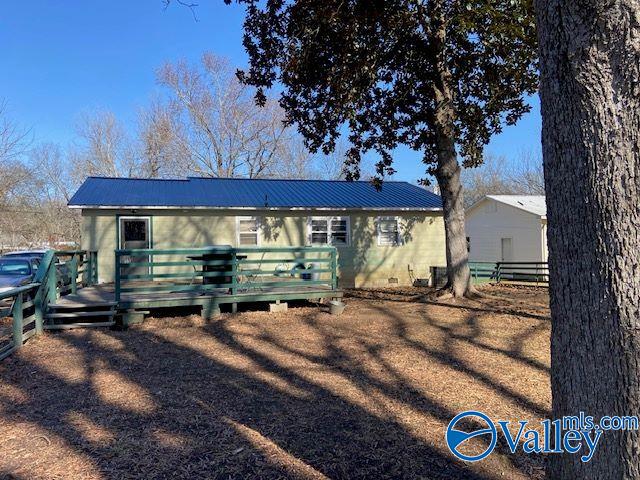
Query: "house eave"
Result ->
[[68, 205, 443, 212]]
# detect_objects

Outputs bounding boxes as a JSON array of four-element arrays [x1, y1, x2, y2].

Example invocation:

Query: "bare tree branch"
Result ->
[[162, 0, 199, 22]]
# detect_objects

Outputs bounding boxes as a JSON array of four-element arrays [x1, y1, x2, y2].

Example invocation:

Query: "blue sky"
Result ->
[[0, 0, 541, 183]]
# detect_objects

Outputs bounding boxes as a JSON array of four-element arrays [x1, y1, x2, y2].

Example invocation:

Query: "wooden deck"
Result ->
[[53, 282, 342, 311]]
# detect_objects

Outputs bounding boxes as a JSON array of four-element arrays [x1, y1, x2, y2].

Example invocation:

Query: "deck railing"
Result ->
[[0, 249, 99, 360], [0, 284, 41, 360], [114, 246, 338, 302], [55, 250, 99, 294]]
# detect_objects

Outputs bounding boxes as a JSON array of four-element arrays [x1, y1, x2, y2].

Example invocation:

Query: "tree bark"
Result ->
[[535, 0, 640, 477], [435, 132, 473, 298], [431, 0, 473, 298]]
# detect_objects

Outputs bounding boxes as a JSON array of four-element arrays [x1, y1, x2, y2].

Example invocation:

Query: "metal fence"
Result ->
[[432, 261, 549, 287]]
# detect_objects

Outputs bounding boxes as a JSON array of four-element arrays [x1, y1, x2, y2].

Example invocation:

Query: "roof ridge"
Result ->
[[87, 176, 190, 182], [86, 175, 416, 185], [187, 176, 410, 184]]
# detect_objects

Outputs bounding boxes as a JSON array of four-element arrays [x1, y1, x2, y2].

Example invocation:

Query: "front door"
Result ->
[[119, 217, 151, 277]]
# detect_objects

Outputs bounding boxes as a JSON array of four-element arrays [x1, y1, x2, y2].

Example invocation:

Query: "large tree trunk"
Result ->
[[430, 0, 472, 298], [536, 0, 640, 477], [435, 133, 472, 298]]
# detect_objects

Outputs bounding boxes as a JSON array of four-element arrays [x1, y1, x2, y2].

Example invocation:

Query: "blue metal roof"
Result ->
[[68, 177, 442, 210]]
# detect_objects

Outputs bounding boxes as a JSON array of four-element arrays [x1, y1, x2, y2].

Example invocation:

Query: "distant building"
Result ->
[[465, 195, 547, 263]]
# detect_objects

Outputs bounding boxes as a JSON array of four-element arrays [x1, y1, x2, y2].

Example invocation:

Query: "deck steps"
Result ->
[[46, 311, 116, 319], [48, 301, 118, 309], [44, 302, 118, 329], [45, 321, 116, 330]]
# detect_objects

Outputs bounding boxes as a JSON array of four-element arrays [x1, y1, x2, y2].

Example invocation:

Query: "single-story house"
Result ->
[[68, 177, 446, 288], [465, 195, 547, 263]]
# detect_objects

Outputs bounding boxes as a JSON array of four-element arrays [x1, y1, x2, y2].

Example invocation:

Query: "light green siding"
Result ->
[[81, 209, 446, 288]]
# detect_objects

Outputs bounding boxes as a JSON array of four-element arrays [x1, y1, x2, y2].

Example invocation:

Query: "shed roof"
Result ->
[[68, 177, 443, 211], [486, 195, 547, 217]]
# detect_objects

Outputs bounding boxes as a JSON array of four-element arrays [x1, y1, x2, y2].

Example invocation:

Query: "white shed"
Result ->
[[465, 195, 547, 263]]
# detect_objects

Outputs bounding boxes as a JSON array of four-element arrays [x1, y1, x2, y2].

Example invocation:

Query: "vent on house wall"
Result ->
[[388, 277, 399, 284]]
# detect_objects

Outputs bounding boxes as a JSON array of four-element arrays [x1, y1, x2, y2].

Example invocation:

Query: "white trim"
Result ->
[[307, 216, 351, 247], [69, 205, 442, 212], [118, 216, 152, 276], [376, 216, 402, 247], [118, 216, 152, 249], [236, 216, 262, 247]]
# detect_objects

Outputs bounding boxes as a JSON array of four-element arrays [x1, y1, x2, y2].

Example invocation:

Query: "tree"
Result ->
[[156, 53, 312, 178], [138, 98, 182, 178], [462, 151, 544, 208], [535, 0, 640, 477], [0, 100, 31, 206], [29, 143, 82, 243], [70, 110, 139, 183], [225, 0, 538, 297]]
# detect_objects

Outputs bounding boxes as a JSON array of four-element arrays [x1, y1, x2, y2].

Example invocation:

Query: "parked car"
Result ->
[[0, 257, 38, 296], [2, 250, 72, 287]]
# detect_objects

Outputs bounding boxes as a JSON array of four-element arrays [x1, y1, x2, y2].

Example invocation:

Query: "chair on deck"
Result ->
[[237, 252, 266, 292]]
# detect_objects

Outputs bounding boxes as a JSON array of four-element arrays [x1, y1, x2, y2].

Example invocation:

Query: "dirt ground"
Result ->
[[0, 285, 550, 479]]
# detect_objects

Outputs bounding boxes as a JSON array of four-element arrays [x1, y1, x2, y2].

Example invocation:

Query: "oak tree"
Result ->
[[536, 0, 640, 477], [226, 0, 538, 296]]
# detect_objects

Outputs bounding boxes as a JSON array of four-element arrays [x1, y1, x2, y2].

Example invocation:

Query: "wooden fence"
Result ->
[[115, 246, 338, 303], [0, 250, 98, 360]]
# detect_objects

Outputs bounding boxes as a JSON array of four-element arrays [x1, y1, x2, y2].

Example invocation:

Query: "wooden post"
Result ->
[[80, 252, 87, 286], [203, 301, 221, 320], [496, 263, 502, 283], [94, 251, 99, 284], [34, 286, 43, 334], [231, 250, 237, 296], [70, 254, 78, 294], [32, 250, 55, 333], [12, 292, 23, 350], [115, 252, 121, 303], [331, 248, 338, 290], [46, 262, 57, 304]]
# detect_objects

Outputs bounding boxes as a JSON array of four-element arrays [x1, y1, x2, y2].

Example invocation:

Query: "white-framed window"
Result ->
[[377, 216, 401, 246], [308, 216, 350, 246], [236, 216, 261, 246]]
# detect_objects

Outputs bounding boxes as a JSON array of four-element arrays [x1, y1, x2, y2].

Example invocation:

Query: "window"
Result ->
[[308, 217, 350, 246], [237, 217, 260, 246], [377, 217, 401, 246]]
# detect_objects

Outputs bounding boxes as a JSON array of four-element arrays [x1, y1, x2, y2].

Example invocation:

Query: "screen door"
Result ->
[[119, 217, 151, 277]]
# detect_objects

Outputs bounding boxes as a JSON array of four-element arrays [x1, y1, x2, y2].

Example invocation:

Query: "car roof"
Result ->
[[3, 251, 46, 256]]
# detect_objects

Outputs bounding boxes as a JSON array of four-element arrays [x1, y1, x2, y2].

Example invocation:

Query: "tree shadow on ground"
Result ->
[[346, 287, 551, 322], [0, 296, 548, 479]]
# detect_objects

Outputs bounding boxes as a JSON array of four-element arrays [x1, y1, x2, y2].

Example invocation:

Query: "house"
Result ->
[[68, 177, 446, 288], [465, 195, 547, 263]]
